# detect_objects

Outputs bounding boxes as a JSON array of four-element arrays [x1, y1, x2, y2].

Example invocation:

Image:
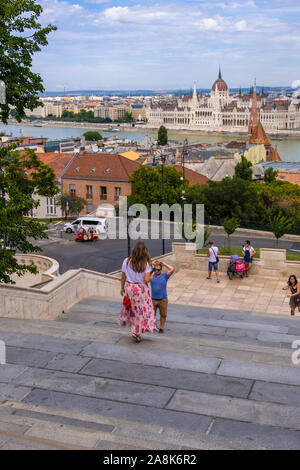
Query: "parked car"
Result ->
[[63, 217, 108, 234]]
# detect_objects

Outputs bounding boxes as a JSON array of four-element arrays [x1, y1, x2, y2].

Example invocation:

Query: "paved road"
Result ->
[[38, 227, 298, 275], [39, 232, 176, 274]]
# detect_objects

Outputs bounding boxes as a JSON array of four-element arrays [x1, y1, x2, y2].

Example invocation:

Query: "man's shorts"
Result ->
[[209, 262, 218, 272], [152, 298, 168, 319]]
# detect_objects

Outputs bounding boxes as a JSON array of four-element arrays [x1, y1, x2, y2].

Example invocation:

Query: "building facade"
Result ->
[[147, 69, 300, 132], [61, 153, 140, 214]]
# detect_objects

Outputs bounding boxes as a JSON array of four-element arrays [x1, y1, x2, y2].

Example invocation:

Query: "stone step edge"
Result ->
[[0, 401, 265, 451], [0, 428, 89, 450], [0, 402, 198, 450], [69, 297, 300, 323]]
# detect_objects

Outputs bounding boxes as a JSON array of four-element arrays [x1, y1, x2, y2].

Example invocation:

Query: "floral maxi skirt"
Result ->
[[119, 282, 157, 335]]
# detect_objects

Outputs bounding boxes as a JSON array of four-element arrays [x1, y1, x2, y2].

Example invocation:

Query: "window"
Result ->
[[114, 187, 121, 201], [69, 184, 76, 196], [100, 186, 107, 200], [83, 220, 98, 225], [87, 204, 94, 213], [86, 185, 93, 199], [47, 198, 57, 215]]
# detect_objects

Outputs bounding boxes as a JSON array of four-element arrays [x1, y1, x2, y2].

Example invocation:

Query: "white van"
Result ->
[[63, 217, 108, 234]]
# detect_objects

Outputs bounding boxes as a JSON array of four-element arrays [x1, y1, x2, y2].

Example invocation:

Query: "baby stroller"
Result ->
[[227, 255, 245, 280]]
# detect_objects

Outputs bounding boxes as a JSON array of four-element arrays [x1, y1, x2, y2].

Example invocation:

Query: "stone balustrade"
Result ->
[[0, 269, 121, 321], [169, 243, 300, 279], [1, 244, 300, 321]]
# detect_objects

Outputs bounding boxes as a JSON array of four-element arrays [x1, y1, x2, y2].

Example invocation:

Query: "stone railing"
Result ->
[[10, 254, 60, 288], [167, 243, 300, 279], [2, 244, 300, 321], [0, 268, 121, 321], [15, 254, 59, 278]]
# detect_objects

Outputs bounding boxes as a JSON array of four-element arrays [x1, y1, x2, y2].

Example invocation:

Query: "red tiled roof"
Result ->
[[173, 165, 209, 185], [62, 153, 141, 181], [36, 153, 75, 179]]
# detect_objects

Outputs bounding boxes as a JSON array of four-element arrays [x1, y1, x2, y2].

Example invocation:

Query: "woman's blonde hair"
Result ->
[[128, 242, 151, 273]]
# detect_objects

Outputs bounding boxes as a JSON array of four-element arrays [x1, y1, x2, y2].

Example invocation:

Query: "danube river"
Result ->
[[1, 123, 300, 162]]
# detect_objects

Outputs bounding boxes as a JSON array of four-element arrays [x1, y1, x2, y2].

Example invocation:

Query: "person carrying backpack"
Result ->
[[207, 241, 220, 283]]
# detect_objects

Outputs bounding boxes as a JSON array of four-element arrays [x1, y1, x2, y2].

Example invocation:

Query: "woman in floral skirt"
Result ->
[[120, 242, 157, 342]]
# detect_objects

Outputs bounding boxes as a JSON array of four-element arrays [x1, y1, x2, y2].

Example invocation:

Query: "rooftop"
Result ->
[[62, 153, 141, 181]]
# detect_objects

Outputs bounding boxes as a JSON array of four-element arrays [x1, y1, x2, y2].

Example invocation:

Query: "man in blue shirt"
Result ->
[[150, 260, 175, 333]]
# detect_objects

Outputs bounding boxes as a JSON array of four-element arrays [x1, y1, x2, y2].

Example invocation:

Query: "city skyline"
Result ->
[[33, 0, 300, 91]]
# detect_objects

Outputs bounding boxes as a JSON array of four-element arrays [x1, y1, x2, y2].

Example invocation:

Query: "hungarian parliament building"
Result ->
[[146, 69, 300, 132]]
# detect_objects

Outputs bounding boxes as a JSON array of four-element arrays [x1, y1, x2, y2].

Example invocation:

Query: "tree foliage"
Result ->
[[234, 155, 253, 181], [56, 192, 87, 217], [269, 213, 294, 247], [264, 167, 278, 183], [223, 217, 240, 251], [83, 131, 102, 142], [128, 166, 187, 210], [157, 126, 168, 146], [0, 0, 57, 123], [201, 177, 263, 226], [0, 145, 58, 283]]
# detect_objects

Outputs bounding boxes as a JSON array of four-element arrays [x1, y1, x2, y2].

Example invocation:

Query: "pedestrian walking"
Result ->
[[283, 275, 300, 316], [151, 260, 175, 333], [242, 240, 256, 277], [119, 242, 157, 343], [207, 241, 220, 283]]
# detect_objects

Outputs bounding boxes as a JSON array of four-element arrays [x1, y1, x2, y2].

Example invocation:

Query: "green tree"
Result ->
[[0, 146, 58, 283], [157, 126, 168, 146], [235, 156, 253, 181], [181, 223, 211, 247], [0, 0, 57, 123], [124, 112, 134, 123], [269, 213, 294, 248], [264, 167, 278, 183], [223, 217, 240, 252], [56, 192, 87, 217], [128, 166, 186, 210], [83, 131, 102, 141], [202, 177, 263, 227]]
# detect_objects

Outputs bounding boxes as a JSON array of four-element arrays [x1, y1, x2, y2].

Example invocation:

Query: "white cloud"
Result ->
[[292, 80, 300, 89], [103, 6, 170, 23], [235, 20, 247, 31]]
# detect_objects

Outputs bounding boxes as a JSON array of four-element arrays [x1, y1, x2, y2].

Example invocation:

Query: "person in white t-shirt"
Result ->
[[207, 241, 220, 283]]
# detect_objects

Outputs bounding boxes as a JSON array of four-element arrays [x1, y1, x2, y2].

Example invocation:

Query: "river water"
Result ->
[[1, 123, 300, 162]]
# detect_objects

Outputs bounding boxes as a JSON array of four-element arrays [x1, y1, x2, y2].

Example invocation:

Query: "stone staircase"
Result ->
[[1, 298, 300, 450]]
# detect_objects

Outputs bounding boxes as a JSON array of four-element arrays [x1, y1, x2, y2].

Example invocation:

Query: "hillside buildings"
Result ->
[[147, 69, 300, 132]]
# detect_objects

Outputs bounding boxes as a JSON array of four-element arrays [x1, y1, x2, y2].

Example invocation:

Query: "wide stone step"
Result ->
[[0, 400, 285, 450], [2, 297, 300, 450]]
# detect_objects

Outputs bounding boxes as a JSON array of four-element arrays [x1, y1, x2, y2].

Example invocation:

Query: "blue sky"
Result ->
[[34, 0, 300, 91]]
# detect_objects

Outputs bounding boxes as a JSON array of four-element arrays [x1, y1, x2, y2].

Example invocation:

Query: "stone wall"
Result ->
[[1, 244, 300, 321], [171, 243, 300, 279], [10, 254, 60, 288], [0, 269, 121, 321]]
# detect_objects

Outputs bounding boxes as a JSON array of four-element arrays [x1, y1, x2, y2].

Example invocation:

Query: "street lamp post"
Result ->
[[127, 205, 135, 258], [161, 152, 166, 255], [0, 154, 12, 250], [181, 139, 188, 206]]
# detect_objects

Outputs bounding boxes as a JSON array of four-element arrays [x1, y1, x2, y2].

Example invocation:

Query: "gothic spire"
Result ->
[[248, 78, 258, 142], [218, 66, 222, 80]]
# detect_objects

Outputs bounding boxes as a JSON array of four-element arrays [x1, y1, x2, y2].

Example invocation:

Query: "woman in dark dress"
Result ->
[[283, 275, 300, 316]]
